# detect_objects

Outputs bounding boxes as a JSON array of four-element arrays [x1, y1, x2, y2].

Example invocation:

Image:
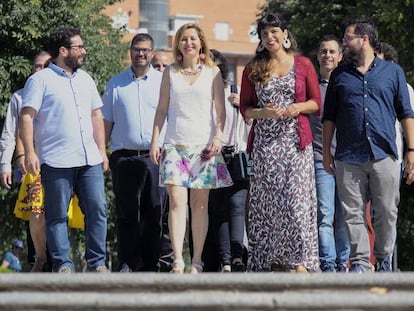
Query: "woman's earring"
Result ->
[[283, 37, 291, 49], [256, 42, 264, 52], [176, 54, 182, 61], [199, 53, 206, 60]]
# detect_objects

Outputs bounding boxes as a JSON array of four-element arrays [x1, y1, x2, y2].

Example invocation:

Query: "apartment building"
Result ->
[[103, 0, 266, 85]]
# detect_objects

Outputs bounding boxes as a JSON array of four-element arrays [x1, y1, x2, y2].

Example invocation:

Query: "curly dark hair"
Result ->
[[375, 42, 398, 63], [47, 28, 81, 59], [248, 13, 297, 84]]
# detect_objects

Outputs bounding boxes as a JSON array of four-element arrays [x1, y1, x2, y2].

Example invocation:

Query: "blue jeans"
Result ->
[[315, 161, 349, 269], [41, 164, 107, 271]]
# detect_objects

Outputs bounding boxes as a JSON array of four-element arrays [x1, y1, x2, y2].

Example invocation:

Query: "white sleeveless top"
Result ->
[[164, 66, 215, 145]]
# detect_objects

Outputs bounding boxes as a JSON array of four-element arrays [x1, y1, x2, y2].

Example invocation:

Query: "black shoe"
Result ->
[[232, 258, 246, 272], [376, 257, 392, 272]]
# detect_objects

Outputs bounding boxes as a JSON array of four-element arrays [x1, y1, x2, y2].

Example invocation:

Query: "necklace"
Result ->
[[180, 65, 203, 75]]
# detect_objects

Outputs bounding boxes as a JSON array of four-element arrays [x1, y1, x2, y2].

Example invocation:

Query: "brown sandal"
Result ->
[[170, 259, 185, 274], [190, 262, 204, 274], [295, 265, 308, 273]]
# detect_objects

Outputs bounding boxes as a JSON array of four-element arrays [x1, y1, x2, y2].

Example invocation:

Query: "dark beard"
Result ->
[[64, 54, 83, 71]]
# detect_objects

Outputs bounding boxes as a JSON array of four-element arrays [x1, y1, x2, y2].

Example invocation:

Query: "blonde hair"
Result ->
[[172, 23, 214, 67]]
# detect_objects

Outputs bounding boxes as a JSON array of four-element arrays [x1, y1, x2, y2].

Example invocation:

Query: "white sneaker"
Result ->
[[120, 263, 132, 272]]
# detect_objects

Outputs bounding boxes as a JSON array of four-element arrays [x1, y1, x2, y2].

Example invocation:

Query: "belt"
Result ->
[[114, 149, 150, 157]]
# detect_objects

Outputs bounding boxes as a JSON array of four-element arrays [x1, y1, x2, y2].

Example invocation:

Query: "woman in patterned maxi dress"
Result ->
[[240, 14, 321, 272]]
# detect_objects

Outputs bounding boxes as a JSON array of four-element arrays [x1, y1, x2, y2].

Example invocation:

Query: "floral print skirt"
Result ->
[[159, 144, 233, 189]]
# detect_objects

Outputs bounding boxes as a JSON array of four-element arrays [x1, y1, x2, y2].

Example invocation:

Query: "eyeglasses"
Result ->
[[342, 35, 363, 42], [130, 47, 153, 55], [67, 45, 86, 51]]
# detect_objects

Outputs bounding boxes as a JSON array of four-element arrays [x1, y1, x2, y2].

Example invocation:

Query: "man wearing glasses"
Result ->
[[103, 33, 168, 272], [20, 28, 109, 273], [322, 21, 414, 273]]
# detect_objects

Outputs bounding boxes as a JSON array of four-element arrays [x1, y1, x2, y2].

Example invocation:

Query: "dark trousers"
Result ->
[[110, 150, 168, 271], [203, 181, 248, 270]]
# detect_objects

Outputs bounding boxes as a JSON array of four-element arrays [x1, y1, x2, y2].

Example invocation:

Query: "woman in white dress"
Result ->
[[150, 23, 233, 274]]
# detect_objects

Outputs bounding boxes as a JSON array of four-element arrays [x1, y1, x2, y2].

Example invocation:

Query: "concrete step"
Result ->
[[1, 273, 414, 310]]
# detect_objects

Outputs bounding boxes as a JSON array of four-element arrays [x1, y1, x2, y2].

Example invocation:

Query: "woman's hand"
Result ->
[[229, 93, 240, 107], [206, 136, 223, 158], [150, 144, 160, 165], [260, 103, 285, 119], [284, 103, 300, 118]]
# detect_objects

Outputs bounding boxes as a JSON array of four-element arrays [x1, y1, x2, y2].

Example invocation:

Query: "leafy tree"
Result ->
[[0, 0, 128, 267], [262, 0, 414, 84]]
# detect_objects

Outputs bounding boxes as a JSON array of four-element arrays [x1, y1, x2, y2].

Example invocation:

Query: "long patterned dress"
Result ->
[[247, 69, 319, 272]]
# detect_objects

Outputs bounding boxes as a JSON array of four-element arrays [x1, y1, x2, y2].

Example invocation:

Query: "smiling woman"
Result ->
[[150, 23, 233, 275], [240, 13, 321, 273]]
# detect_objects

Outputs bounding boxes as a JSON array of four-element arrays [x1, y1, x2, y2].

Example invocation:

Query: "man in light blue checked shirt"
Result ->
[[19, 28, 109, 273]]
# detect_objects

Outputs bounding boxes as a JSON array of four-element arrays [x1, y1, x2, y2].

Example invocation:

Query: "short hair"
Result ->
[[47, 28, 81, 59], [210, 49, 229, 84], [172, 23, 214, 67], [318, 35, 342, 53], [347, 20, 378, 49], [130, 33, 154, 49], [375, 42, 399, 63]]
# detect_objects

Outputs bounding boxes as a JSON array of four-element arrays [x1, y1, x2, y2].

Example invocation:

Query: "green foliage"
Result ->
[[263, 0, 414, 84], [0, 0, 127, 267], [397, 181, 414, 271]]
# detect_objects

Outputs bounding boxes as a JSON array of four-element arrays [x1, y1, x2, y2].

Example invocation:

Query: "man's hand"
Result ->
[[0, 172, 12, 189], [24, 151, 40, 176]]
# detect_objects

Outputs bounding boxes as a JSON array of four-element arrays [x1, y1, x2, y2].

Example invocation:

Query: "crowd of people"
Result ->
[[1, 13, 414, 274]]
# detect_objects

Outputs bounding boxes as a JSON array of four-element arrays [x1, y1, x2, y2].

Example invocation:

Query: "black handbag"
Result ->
[[221, 108, 252, 182], [228, 150, 252, 182]]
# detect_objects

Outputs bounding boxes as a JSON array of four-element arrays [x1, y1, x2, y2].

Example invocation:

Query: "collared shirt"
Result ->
[[323, 57, 414, 163], [1, 251, 22, 272], [102, 66, 164, 151], [0, 89, 23, 173], [22, 63, 103, 168]]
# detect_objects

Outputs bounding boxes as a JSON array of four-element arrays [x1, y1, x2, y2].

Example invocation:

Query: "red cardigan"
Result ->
[[240, 55, 321, 152]]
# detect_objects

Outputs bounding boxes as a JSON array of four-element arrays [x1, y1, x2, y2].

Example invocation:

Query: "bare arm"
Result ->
[[322, 120, 336, 175], [103, 119, 113, 146], [92, 108, 108, 172], [1, 259, 10, 269], [15, 131, 27, 174], [150, 68, 170, 165], [210, 66, 226, 156], [401, 117, 414, 185], [19, 107, 39, 176]]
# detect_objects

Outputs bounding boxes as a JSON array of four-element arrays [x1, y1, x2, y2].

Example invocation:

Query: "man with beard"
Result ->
[[102, 33, 167, 272], [322, 21, 414, 273], [20, 28, 109, 273]]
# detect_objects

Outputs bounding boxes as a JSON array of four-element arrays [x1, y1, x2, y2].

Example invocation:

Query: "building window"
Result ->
[[111, 8, 129, 31], [169, 14, 203, 34], [214, 22, 231, 41]]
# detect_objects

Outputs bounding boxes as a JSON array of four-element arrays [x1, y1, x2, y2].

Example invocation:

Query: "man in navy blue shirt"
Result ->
[[322, 21, 414, 273]]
